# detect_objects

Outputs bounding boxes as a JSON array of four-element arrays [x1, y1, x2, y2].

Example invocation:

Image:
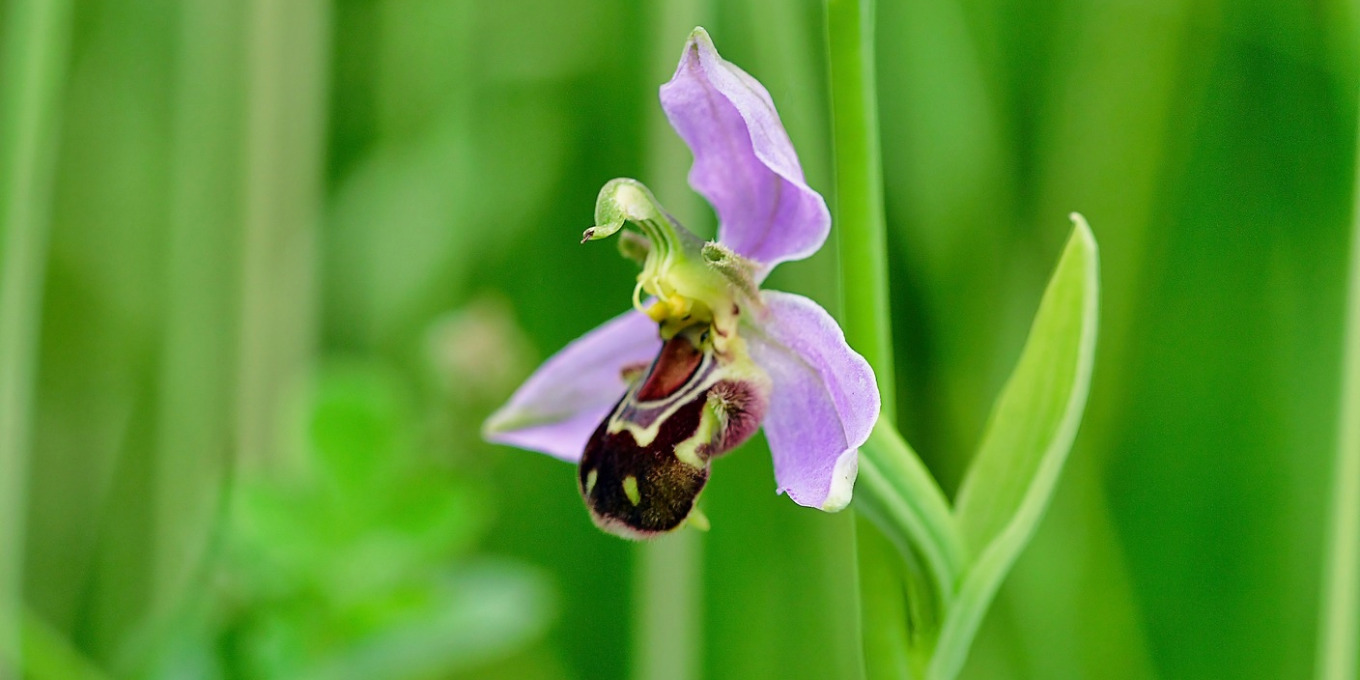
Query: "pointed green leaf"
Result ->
[[929, 215, 1100, 680]]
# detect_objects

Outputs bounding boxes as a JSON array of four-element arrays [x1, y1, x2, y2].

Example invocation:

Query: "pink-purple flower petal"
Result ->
[[746, 291, 880, 510], [483, 309, 660, 462], [659, 28, 830, 273]]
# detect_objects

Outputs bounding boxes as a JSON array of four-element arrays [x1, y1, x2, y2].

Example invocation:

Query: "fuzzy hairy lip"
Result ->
[[578, 325, 769, 538], [579, 392, 711, 539]]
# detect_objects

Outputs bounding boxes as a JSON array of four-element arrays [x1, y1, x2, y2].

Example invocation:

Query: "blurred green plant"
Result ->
[[0, 0, 71, 674], [205, 361, 554, 680]]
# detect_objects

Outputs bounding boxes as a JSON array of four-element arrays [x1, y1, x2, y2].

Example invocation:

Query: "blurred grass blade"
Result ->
[[634, 532, 702, 680], [150, 0, 243, 633], [932, 215, 1100, 680], [0, 0, 72, 674], [855, 423, 965, 621], [1315, 91, 1360, 680], [12, 608, 111, 680], [238, 0, 328, 471]]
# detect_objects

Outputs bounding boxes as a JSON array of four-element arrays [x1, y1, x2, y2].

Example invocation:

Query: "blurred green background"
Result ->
[[1, 0, 1357, 678]]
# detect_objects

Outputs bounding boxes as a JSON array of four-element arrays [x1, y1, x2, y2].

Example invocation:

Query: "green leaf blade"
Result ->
[[930, 214, 1100, 680]]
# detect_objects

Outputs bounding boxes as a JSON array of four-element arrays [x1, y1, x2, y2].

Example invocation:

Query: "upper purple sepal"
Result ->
[[659, 27, 831, 274]]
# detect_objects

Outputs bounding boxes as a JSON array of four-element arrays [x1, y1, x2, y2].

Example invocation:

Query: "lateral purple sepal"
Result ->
[[746, 291, 880, 510], [483, 309, 659, 462]]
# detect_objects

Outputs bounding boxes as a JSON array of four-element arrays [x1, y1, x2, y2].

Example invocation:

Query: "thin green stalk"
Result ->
[[826, 0, 894, 409], [0, 0, 72, 676], [855, 523, 915, 680], [825, 1, 912, 678], [1315, 87, 1360, 680], [634, 532, 702, 680], [634, 4, 705, 680], [858, 425, 964, 599], [739, 7, 868, 678]]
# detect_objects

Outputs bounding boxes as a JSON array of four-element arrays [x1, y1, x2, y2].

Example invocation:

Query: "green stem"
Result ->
[[825, 1, 913, 678], [855, 523, 916, 678], [853, 422, 966, 677], [0, 0, 71, 675], [826, 0, 894, 410], [1315, 87, 1360, 680], [633, 532, 702, 680], [857, 424, 964, 599]]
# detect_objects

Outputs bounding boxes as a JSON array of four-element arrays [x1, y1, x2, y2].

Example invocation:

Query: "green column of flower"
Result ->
[[0, 0, 72, 675]]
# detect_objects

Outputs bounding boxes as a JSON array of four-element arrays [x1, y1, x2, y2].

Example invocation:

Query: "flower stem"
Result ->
[[857, 425, 964, 602], [0, 0, 71, 675], [825, 0, 894, 408], [633, 532, 702, 680], [1315, 87, 1360, 680], [824, 0, 915, 677]]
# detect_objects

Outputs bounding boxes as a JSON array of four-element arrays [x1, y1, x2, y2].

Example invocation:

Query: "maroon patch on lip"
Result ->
[[707, 379, 767, 456], [636, 333, 703, 401], [579, 393, 712, 538]]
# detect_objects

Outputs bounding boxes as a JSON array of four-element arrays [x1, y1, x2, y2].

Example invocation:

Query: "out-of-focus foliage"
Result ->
[[205, 361, 553, 680], [1, 0, 1356, 678]]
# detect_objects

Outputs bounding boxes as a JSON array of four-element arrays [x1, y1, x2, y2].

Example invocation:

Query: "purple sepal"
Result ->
[[746, 291, 880, 510], [659, 28, 831, 274], [483, 309, 660, 462]]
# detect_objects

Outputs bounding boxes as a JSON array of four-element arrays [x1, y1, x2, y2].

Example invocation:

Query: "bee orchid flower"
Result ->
[[483, 27, 880, 539]]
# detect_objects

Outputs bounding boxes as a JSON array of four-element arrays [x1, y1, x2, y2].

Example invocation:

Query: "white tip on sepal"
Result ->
[[820, 449, 860, 512]]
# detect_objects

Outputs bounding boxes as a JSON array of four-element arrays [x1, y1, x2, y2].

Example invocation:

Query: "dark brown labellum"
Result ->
[[577, 325, 768, 539], [579, 393, 710, 538]]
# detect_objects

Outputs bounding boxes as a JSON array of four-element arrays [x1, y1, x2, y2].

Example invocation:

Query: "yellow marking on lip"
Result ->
[[585, 469, 598, 496], [622, 475, 641, 506], [672, 400, 721, 469]]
